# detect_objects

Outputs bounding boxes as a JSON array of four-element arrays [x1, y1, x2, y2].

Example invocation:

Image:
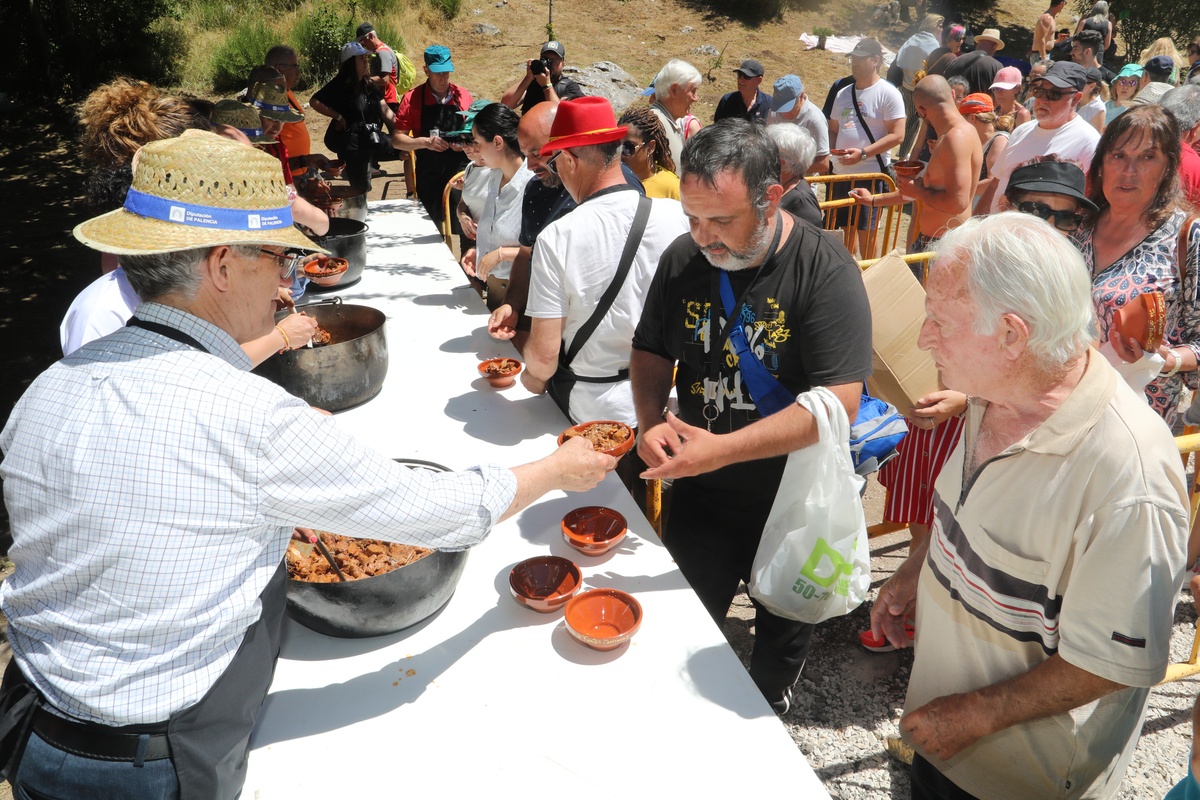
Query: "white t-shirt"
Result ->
[[460, 162, 493, 221], [476, 162, 533, 281], [768, 99, 831, 158], [527, 190, 689, 425], [988, 115, 1101, 212], [59, 266, 140, 356], [829, 78, 905, 175], [1078, 97, 1105, 129]]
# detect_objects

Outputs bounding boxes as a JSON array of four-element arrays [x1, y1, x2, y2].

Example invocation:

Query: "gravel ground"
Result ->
[[721, 479, 1200, 800]]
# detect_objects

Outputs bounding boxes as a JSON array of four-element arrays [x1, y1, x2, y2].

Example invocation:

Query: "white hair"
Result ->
[[766, 123, 816, 176], [654, 59, 702, 96], [932, 212, 1096, 370]]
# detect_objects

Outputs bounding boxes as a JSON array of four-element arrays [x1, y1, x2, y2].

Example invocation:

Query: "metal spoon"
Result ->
[[313, 535, 348, 582]]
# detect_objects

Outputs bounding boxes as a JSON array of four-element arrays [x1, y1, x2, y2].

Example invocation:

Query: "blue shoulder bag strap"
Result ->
[[712, 214, 795, 418]]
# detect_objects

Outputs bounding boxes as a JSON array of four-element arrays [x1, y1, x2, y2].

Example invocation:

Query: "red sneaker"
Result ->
[[858, 623, 915, 652]]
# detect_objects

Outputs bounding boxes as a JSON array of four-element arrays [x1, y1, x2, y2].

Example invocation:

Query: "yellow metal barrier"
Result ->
[[440, 170, 465, 250], [1162, 431, 1200, 684], [810, 172, 904, 259]]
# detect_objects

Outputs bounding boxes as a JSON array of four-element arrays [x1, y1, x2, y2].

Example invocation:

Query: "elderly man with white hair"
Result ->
[[871, 212, 1190, 800], [648, 58, 703, 168], [766, 123, 823, 228]]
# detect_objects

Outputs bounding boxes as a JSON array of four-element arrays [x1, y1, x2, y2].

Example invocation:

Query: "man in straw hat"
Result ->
[[0, 131, 612, 798], [521, 97, 687, 435], [631, 119, 873, 715]]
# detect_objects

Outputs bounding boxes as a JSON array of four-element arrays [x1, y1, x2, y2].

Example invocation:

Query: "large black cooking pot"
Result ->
[[254, 297, 387, 412], [307, 217, 368, 291], [286, 459, 470, 638], [327, 185, 367, 224]]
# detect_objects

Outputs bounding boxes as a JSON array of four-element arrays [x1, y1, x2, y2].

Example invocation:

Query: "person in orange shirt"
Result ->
[[265, 45, 314, 179]]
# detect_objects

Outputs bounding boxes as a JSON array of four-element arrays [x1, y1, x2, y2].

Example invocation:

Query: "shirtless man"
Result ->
[[1033, 0, 1065, 64], [850, 76, 980, 269]]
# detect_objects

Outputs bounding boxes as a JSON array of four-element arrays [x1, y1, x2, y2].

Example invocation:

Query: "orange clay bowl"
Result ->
[[556, 420, 635, 459], [509, 555, 582, 613], [893, 160, 924, 178], [478, 357, 523, 388], [561, 506, 627, 556], [829, 148, 850, 156], [303, 257, 349, 287], [564, 588, 643, 651]]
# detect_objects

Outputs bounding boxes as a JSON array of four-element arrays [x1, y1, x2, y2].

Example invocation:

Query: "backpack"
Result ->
[[849, 390, 908, 476]]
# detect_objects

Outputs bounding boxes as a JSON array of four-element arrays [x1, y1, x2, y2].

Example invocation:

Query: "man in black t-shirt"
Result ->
[[501, 41, 586, 115], [630, 120, 873, 714]]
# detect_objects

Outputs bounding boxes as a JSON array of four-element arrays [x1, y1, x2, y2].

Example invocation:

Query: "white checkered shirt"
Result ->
[[0, 303, 516, 725]]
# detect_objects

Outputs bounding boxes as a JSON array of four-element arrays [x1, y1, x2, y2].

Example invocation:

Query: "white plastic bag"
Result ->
[[749, 387, 870, 624]]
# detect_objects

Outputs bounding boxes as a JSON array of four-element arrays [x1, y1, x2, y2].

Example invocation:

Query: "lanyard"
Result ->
[[702, 214, 789, 429], [127, 317, 212, 354]]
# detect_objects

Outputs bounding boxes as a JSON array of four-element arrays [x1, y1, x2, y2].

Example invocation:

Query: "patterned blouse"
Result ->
[[1074, 209, 1200, 423]]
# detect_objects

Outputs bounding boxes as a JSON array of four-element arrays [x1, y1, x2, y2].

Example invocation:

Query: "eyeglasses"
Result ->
[[1116, 78, 1139, 87], [620, 140, 647, 157], [1015, 201, 1086, 232], [546, 150, 576, 176], [258, 248, 305, 279], [1027, 84, 1072, 102]]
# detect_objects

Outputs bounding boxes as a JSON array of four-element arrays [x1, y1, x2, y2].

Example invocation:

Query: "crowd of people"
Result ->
[[5, 10, 1200, 800]]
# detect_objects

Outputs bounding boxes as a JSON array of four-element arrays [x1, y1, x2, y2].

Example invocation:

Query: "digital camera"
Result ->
[[530, 58, 549, 76]]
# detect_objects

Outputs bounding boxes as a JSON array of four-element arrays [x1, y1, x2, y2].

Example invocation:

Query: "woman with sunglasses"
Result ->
[[1073, 105, 1200, 425], [1106, 64, 1142, 126], [617, 106, 680, 200]]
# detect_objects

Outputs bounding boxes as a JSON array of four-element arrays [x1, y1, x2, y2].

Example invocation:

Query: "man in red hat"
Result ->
[[630, 119, 874, 714], [521, 97, 688, 434]]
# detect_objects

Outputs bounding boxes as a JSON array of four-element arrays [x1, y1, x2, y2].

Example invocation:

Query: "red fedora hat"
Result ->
[[540, 97, 628, 156]]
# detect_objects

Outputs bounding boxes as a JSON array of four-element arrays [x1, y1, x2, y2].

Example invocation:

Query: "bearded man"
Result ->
[[629, 119, 874, 714]]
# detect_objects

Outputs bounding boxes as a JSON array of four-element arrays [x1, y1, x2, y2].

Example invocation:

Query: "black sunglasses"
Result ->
[[620, 140, 647, 157], [1016, 201, 1086, 232], [1027, 84, 1072, 102]]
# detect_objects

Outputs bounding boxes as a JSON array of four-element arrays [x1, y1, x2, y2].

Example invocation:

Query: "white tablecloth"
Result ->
[[244, 200, 830, 798]]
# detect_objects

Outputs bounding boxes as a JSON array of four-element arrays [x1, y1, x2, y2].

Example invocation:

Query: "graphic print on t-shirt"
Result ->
[[683, 295, 791, 416]]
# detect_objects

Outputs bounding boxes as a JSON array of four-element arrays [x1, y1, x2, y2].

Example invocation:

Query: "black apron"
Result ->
[[416, 84, 468, 225]]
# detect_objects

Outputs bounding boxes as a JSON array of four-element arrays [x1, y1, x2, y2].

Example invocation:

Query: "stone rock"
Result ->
[[474, 22, 500, 35], [680, 26, 695, 34], [692, 44, 720, 56], [563, 61, 647, 114]]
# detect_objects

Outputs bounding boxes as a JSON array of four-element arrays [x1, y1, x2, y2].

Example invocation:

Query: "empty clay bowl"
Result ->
[[564, 588, 643, 651], [893, 160, 924, 178], [303, 256, 349, 287], [561, 506, 628, 556], [478, 357, 523, 388], [556, 420, 635, 459], [509, 555, 582, 613]]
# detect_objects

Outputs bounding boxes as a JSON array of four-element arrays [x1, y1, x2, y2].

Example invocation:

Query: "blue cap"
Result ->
[[424, 45, 454, 73], [771, 74, 804, 113], [339, 42, 369, 63]]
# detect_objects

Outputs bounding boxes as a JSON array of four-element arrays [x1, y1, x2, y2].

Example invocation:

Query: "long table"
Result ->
[[244, 200, 830, 797]]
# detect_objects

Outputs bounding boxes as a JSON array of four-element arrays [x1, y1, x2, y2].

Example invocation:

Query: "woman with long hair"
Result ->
[[1140, 37, 1186, 85], [1073, 106, 1200, 425], [310, 43, 400, 191], [618, 106, 680, 200], [465, 103, 534, 310], [1073, 1, 1112, 64]]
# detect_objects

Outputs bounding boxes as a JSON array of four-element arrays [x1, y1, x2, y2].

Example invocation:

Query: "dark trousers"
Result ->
[[910, 755, 981, 800], [664, 477, 814, 705]]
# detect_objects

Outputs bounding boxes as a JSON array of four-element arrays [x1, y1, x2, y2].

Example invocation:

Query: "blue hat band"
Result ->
[[251, 99, 291, 114], [123, 188, 293, 230]]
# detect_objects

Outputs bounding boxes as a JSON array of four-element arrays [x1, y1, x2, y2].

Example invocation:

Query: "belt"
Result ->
[[32, 707, 172, 763]]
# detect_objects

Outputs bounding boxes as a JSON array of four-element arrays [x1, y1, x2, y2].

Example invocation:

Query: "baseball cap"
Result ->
[[990, 66, 1023, 91], [541, 41, 565, 59], [339, 42, 369, 63], [355, 22, 374, 41], [1115, 63, 1144, 81], [849, 38, 884, 58], [771, 75, 804, 113], [1039, 61, 1086, 91], [1145, 55, 1175, 77], [735, 59, 764, 78], [424, 45, 454, 73], [1084, 67, 1104, 85], [1006, 160, 1098, 213]]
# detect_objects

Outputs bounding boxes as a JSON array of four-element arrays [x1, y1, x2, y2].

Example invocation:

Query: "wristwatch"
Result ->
[[1164, 348, 1184, 377]]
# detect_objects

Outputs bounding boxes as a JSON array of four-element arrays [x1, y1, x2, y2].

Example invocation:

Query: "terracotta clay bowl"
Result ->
[[478, 357, 523, 388], [556, 420, 635, 459], [564, 588, 643, 651], [303, 256, 349, 287], [893, 160, 924, 178], [509, 555, 582, 613], [829, 148, 850, 156], [323, 159, 346, 178], [561, 506, 627, 556]]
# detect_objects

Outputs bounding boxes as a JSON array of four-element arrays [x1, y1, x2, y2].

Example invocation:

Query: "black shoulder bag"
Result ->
[[849, 83, 897, 182], [546, 194, 652, 420]]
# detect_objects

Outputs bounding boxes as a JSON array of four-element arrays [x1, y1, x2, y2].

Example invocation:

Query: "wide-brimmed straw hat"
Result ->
[[975, 28, 1005, 50], [540, 97, 627, 155], [74, 130, 325, 256], [211, 100, 275, 144], [249, 83, 303, 123]]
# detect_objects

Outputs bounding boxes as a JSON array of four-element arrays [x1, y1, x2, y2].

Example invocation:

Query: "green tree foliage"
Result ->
[[1, 0, 182, 101], [1076, 0, 1194, 63], [293, 3, 355, 87], [210, 20, 281, 93]]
